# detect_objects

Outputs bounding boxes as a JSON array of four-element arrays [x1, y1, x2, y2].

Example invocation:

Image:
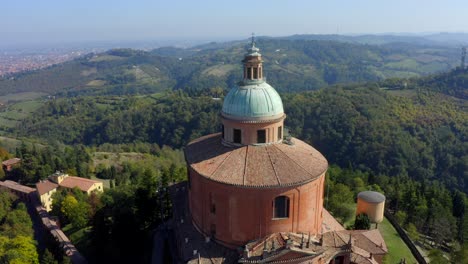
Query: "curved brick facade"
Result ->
[[186, 40, 328, 249], [188, 166, 326, 248]]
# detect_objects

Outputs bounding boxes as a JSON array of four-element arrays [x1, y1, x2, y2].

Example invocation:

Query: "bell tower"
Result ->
[[220, 34, 285, 146], [243, 34, 263, 81]]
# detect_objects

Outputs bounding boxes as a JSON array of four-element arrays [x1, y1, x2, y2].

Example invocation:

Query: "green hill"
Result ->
[[0, 38, 460, 98], [13, 71, 467, 190]]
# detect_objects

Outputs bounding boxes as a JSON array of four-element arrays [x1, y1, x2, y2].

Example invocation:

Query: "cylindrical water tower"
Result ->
[[356, 191, 385, 227]]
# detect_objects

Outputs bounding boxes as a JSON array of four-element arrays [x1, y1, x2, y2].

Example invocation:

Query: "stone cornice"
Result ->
[[221, 113, 286, 124]]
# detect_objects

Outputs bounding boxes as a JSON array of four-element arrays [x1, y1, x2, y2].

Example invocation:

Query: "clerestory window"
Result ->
[[233, 129, 242, 144], [273, 196, 290, 218], [257, 129, 266, 143]]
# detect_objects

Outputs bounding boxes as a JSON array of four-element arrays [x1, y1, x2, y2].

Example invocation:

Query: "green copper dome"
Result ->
[[222, 81, 284, 121]]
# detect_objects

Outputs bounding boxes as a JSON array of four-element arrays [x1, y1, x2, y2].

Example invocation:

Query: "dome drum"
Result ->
[[221, 116, 284, 146]]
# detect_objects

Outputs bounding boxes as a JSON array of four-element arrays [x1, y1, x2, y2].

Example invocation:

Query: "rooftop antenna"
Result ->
[[461, 47, 466, 69]]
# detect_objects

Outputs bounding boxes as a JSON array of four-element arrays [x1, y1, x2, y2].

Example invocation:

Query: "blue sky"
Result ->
[[2, 0, 468, 45]]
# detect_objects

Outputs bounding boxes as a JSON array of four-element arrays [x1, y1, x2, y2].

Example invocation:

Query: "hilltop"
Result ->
[[0, 37, 461, 99]]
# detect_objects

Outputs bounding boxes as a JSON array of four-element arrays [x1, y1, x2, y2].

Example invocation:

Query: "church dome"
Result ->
[[222, 81, 284, 121], [221, 36, 284, 122]]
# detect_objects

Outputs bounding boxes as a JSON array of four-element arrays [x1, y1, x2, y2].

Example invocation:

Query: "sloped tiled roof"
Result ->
[[0, 180, 35, 194], [59, 176, 100, 192], [347, 229, 388, 254], [1, 158, 21, 166], [322, 208, 345, 233], [185, 134, 328, 187], [240, 229, 387, 264], [36, 181, 58, 195]]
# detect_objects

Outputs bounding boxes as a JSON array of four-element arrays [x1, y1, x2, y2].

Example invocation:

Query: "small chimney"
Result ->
[[262, 241, 269, 259], [243, 245, 250, 258]]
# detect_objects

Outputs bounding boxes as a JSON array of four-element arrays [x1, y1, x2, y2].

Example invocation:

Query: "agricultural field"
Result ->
[[0, 99, 45, 133], [0, 92, 47, 103], [202, 64, 237, 77]]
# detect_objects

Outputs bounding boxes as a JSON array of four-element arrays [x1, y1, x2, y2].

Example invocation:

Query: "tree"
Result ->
[[326, 183, 355, 223], [1, 203, 33, 238], [41, 249, 58, 264], [0, 235, 39, 264], [394, 211, 407, 226], [0, 147, 10, 161], [406, 223, 419, 241], [61, 256, 72, 264], [354, 213, 371, 230], [428, 249, 445, 264], [451, 244, 468, 264], [0, 191, 13, 221], [0, 166, 5, 180], [61, 195, 90, 229]]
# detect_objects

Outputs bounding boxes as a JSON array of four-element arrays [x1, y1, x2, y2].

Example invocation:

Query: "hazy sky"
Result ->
[[2, 0, 468, 45]]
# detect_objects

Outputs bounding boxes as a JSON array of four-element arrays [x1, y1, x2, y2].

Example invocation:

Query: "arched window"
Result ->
[[273, 196, 290, 218]]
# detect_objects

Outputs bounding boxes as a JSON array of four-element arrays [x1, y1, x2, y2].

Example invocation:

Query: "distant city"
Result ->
[[0, 50, 87, 77], [2, 32, 468, 78], [0, 38, 229, 77]]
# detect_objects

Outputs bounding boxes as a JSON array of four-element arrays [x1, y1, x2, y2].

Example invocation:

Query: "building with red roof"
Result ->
[[0, 180, 36, 201], [36, 172, 103, 211], [177, 38, 388, 264], [1, 158, 21, 172]]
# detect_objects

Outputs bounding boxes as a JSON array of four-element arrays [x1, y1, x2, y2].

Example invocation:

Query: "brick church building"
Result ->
[[174, 38, 387, 264]]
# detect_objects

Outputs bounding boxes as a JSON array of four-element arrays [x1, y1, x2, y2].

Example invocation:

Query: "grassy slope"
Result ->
[[378, 217, 417, 264], [0, 100, 45, 133]]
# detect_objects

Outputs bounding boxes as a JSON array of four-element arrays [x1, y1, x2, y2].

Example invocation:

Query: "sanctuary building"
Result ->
[[174, 38, 387, 264]]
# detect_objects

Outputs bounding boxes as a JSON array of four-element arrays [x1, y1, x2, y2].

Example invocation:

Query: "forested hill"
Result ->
[[0, 38, 460, 97], [15, 79, 467, 192], [379, 67, 468, 99]]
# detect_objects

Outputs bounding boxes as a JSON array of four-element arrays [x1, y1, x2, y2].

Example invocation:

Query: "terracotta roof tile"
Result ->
[[240, 229, 387, 264], [245, 146, 276, 186], [0, 180, 35, 194], [185, 134, 328, 187], [59, 176, 100, 192], [1, 158, 21, 166], [322, 208, 345, 233], [348, 229, 388, 254], [36, 181, 58, 195]]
